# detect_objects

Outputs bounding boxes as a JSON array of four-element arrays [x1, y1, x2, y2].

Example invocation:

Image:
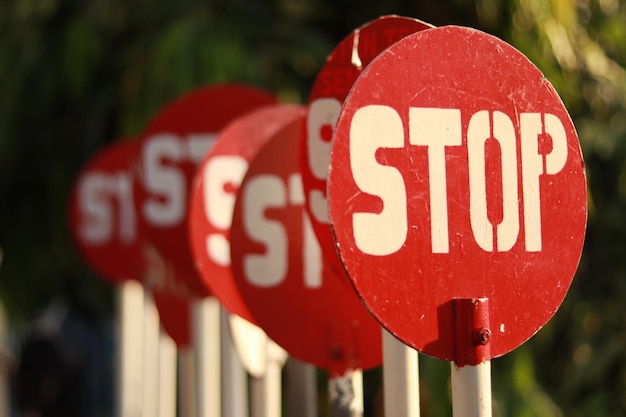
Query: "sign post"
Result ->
[[328, 25, 587, 416], [118, 280, 145, 417], [285, 357, 318, 417], [249, 341, 287, 417], [158, 328, 177, 417], [382, 330, 420, 417], [143, 291, 161, 417], [220, 310, 248, 417], [450, 298, 492, 417], [178, 349, 196, 417]]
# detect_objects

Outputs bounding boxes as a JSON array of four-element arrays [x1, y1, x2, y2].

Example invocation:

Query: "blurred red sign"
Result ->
[[68, 140, 145, 284], [188, 104, 304, 323], [134, 84, 276, 297], [230, 116, 382, 376]]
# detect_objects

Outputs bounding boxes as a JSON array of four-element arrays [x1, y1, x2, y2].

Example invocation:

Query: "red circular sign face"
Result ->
[[188, 104, 304, 322], [328, 26, 587, 361], [135, 84, 276, 297], [230, 117, 382, 376], [301, 16, 433, 277], [68, 140, 145, 284]]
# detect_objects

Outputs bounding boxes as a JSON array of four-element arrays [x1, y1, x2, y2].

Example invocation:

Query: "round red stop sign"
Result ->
[[328, 26, 587, 360], [68, 140, 145, 284], [301, 15, 432, 276], [188, 104, 304, 322], [134, 84, 276, 297], [230, 116, 382, 376]]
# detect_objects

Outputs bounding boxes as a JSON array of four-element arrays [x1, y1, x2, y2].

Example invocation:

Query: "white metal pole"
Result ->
[[451, 361, 492, 417], [193, 297, 221, 417], [118, 282, 144, 417], [229, 314, 268, 378], [220, 308, 248, 417], [178, 347, 198, 417], [117, 281, 144, 417], [249, 375, 265, 417], [329, 369, 364, 417], [285, 357, 317, 417], [250, 340, 286, 417], [250, 365, 281, 417], [383, 328, 420, 417], [158, 330, 178, 417], [450, 297, 492, 417], [143, 290, 161, 417]]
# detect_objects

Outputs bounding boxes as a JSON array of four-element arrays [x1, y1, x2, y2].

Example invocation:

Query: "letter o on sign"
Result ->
[[328, 26, 587, 361]]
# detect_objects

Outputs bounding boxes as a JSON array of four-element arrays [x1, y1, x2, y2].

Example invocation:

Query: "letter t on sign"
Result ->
[[409, 107, 462, 254]]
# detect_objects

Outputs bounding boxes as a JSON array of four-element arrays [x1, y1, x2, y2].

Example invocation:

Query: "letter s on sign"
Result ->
[[203, 155, 248, 267], [306, 97, 342, 224], [242, 175, 288, 287], [349, 105, 408, 256], [142, 134, 186, 227], [79, 172, 136, 245]]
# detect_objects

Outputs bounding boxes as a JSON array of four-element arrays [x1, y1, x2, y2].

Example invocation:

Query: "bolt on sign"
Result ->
[[301, 15, 433, 277], [134, 84, 276, 297], [230, 116, 382, 376], [328, 26, 587, 361]]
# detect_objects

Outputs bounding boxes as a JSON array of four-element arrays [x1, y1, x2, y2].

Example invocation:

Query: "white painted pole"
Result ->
[[193, 297, 221, 417], [179, 347, 198, 417], [451, 361, 492, 417], [117, 281, 144, 417], [229, 314, 268, 378], [220, 308, 248, 417], [285, 357, 317, 417], [142, 290, 161, 417], [250, 340, 286, 417], [158, 330, 178, 417], [382, 328, 420, 417], [250, 365, 281, 417], [329, 369, 364, 417], [450, 297, 492, 417]]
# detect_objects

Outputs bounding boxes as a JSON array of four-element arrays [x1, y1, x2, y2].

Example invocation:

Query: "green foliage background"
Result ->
[[1, 0, 625, 416]]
